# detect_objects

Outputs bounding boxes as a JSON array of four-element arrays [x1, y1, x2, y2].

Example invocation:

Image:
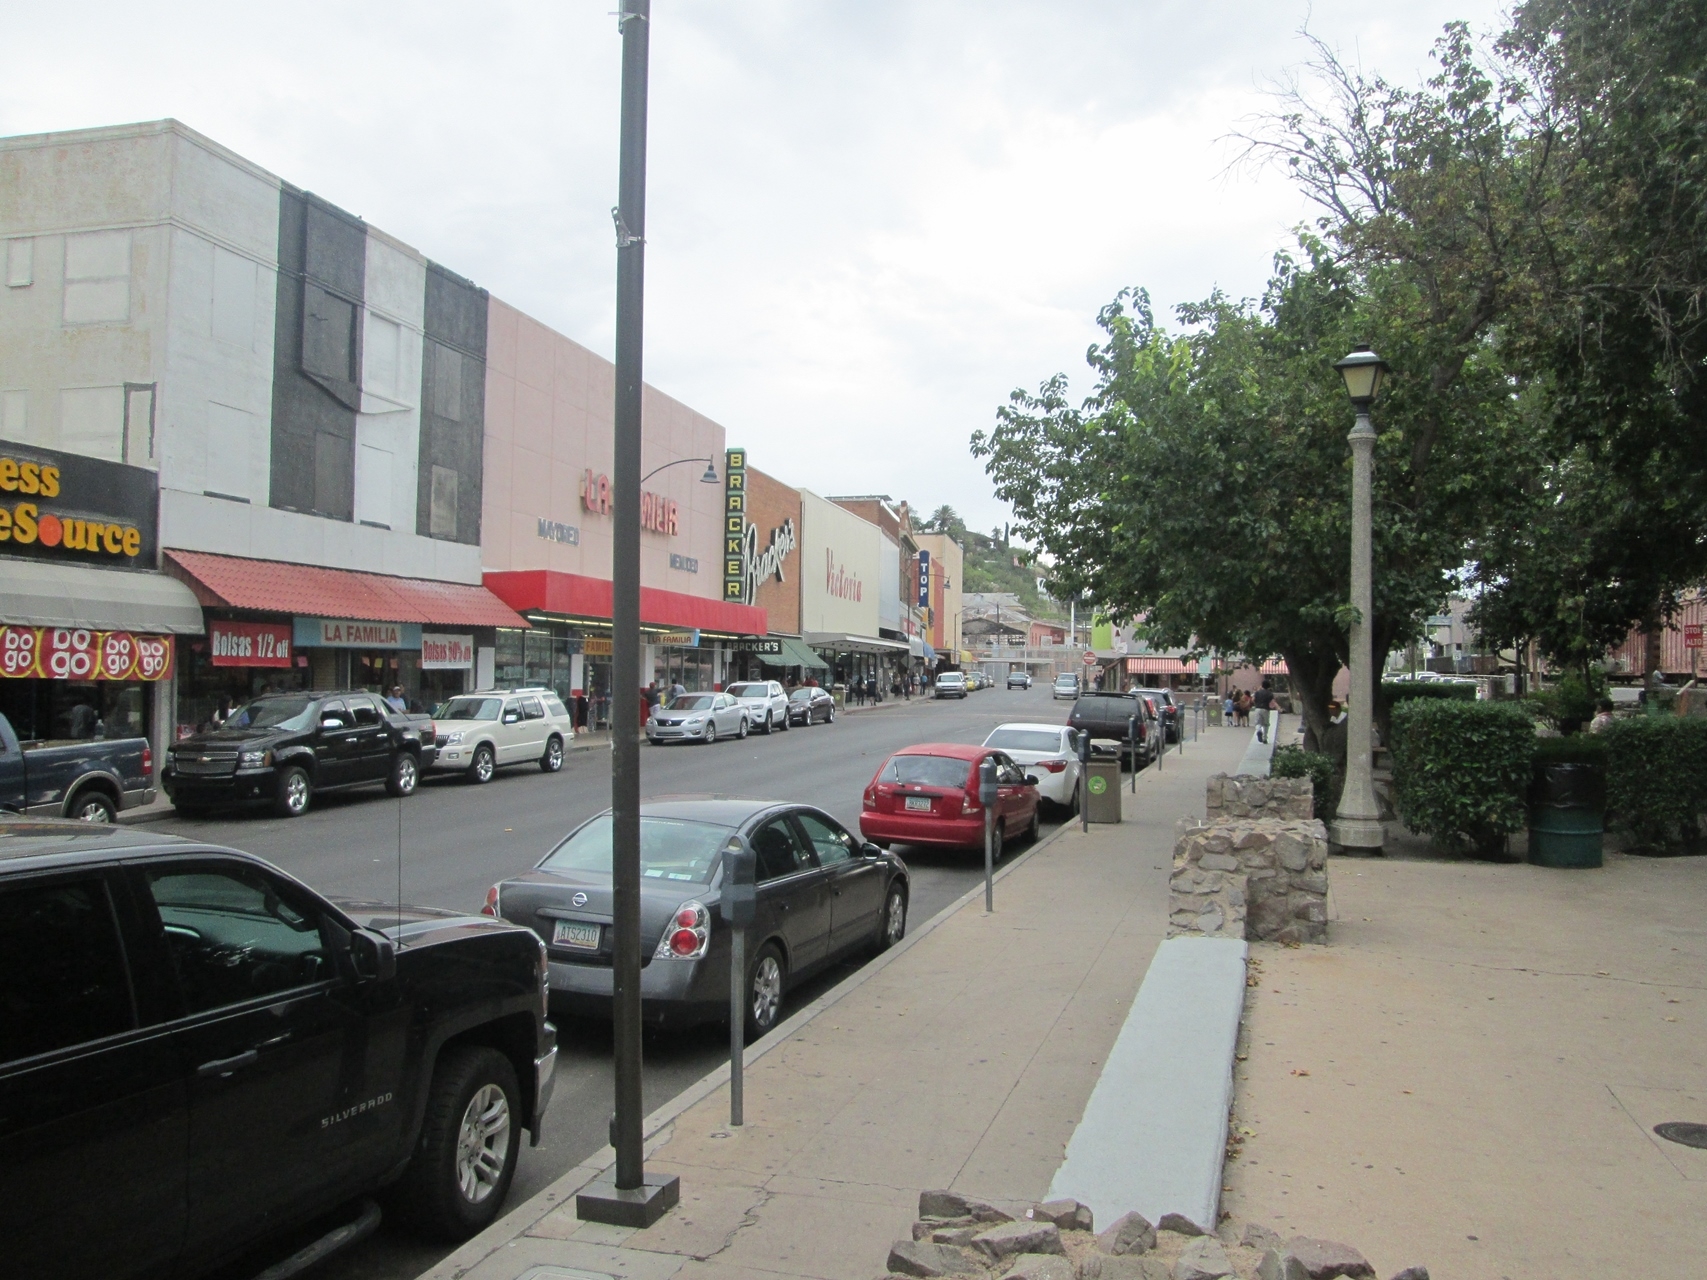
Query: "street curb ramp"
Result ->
[[1047, 935, 1248, 1233]]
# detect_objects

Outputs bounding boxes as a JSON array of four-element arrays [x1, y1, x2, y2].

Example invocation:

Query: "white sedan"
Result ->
[[646, 691, 750, 744], [981, 722, 1082, 814]]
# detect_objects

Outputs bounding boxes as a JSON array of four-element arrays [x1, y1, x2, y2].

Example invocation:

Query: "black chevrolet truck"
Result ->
[[0, 821, 557, 1280], [164, 690, 436, 818]]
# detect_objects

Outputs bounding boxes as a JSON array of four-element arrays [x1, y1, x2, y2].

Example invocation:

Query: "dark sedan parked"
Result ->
[[485, 798, 907, 1037], [786, 686, 837, 726]]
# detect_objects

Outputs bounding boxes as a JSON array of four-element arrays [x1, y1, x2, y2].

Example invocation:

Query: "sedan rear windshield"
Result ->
[[725, 684, 769, 698], [542, 815, 728, 883], [669, 694, 716, 712], [440, 697, 503, 721], [984, 729, 1064, 753], [226, 696, 315, 731], [881, 754, 972, 788]]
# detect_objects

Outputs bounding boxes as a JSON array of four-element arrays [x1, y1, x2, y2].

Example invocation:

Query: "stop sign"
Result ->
[[1081, 651, 1097, 665]]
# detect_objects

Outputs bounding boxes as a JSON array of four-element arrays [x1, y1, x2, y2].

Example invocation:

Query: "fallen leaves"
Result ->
[[1290, 1068, 1311, 1077]]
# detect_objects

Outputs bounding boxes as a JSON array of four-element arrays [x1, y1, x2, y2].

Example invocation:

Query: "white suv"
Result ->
[[431, 688, 574, 783], [725, 680, 791, 734]]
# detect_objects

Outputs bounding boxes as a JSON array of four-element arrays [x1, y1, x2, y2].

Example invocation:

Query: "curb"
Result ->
[[419, 817, 1081, 1280]]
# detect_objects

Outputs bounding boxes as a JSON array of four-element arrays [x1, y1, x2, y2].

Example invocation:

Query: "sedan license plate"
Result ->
[[552, 920, 601, 950], [904, 795, 933, 812]]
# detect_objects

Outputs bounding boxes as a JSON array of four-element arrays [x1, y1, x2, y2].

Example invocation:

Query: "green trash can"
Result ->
[[1528, 763, 1605, 868], [1085, 760, 1123, 824]]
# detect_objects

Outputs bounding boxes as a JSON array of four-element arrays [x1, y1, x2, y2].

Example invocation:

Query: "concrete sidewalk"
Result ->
[[1223, 842, 1707, 1278], [422, 725, 1253, 1280]]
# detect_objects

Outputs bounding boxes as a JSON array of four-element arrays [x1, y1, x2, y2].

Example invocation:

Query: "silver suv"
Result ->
[[725, 680, 791, 734], [431, 688, 574, 782], [1052, 672, 1081, 700]]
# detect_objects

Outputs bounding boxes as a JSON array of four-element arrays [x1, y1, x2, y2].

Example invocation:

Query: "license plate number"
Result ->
[[904, 795, 932, 812], [552, 920, 601, 950]]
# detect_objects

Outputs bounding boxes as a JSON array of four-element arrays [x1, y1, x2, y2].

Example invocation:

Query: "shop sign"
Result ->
[[0, 440, 158, 565], [537, 518, 580, 546], [421, 632, 475, 670], [825, 550, 863, 602], [209, 620, 292, 668], [654, 630, 700, 648], [722, 447, 747, 601], [580, 470, 678, 535], [736, 516, 796, 607], [917, 550, 931, 607], [669, 552, 699, 574], [0, 625, 174, 681], [582, 637, 614, 657], [746, 638, 783, 655], [293, 617, 423, 649]]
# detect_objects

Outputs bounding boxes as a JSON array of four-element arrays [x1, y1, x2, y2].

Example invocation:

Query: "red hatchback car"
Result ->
[[860, 743, 1041, 858]]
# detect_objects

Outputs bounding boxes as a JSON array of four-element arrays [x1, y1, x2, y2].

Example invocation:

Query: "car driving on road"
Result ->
[[934, 672, 967, 699], [430, 688, 574, 782], [646, 691, 750, 745], [1006, 671, 1032, 689], [981, 723, 1082, 815], [1, 820, 556, 1280], [859, 743, 1041, 859], [484, 798, 909, 1037], [786, 686, 836, 726], [1051, 672, 1081, 700], [725, 680, 792, 734]]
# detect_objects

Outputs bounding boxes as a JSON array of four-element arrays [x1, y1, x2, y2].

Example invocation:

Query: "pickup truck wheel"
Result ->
[[390, 1046, 520, 1241], [467, 744, 495, 784], [68, 790, 116, 823], [386, 752, 419, 797], [275, 766, 311, 818], [540, 735, 564, 773]]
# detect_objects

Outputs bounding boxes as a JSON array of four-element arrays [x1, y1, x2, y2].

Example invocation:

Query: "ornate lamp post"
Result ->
[[1331, 347, 1390, 853]]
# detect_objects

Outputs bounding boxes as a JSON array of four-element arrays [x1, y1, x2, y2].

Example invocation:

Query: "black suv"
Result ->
[[1067, 690, 1158, 764], [0, 821, 556, 1280], [165, 690, 437, 818]]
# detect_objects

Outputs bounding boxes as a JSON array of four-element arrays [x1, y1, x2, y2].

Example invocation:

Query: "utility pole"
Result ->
[[577, 0, 679, 1228]]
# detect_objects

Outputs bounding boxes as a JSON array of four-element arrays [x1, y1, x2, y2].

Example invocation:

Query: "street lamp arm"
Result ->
[[641, 456, 719, 485]]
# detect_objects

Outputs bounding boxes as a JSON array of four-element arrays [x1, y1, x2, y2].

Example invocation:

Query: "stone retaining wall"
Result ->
[[1204, 775, 1313, 822]]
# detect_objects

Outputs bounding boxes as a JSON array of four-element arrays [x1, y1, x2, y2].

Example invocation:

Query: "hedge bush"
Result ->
[[1390, 700, 1536, 856], [1601, 717, 1707, 849], [1270, 745, 1337, 819], [1532, 734, 1608, 766], [1383, 680, 1477, 705]]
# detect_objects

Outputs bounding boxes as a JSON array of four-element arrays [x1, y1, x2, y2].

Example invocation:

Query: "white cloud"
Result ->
[[0, 0, 1507, 532]]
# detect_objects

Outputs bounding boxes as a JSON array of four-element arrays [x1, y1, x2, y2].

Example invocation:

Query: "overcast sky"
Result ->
[[3, 1, 1507, 535]]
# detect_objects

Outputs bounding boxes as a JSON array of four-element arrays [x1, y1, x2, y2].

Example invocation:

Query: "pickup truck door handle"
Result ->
[[197, 1049, 259, 1078]]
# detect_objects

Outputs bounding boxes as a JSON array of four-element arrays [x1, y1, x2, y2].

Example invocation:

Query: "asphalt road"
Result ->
[[170, 681, 1081, 1280]]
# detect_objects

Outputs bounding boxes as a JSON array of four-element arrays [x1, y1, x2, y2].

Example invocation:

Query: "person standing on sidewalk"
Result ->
[[1252, 679, 1275, 744]]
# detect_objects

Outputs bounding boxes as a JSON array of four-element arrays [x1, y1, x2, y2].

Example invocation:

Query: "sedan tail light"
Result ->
[[961, 792, 981, 816], [655, 899, 710, 961], [1039, 758, 1068, 773], [480, 884, 501, 917], [863, 786, 877, 811]]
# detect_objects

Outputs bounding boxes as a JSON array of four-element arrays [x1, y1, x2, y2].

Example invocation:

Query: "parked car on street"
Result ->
[[430, 688, 574, 782], [0, 711, 154, 823], [934, 672, 968, 699], [646, 691, 749, 745], [859, 743, 1041, 859], [981, 723, 1082, 815], [1067, 690, 1157, 765], [485, 798, 908, 1037], [1052, 672, 1081, 700], [1131, 686, 1181, 742], [786, 686, 837, 726], [1006, 671, 1032, 689], [725, 680, 792, 734], [0, 819, 557, 1280], [163, 691, 436, 819]]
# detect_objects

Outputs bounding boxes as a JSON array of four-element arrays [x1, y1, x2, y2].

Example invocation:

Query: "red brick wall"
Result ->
[[745, 468, 802, 635]]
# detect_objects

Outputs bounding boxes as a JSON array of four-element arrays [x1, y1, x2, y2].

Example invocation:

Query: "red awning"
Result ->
[[483, 569, 768, 636], [165, 550, 529, 628], [1124, 656, 1200, 674]]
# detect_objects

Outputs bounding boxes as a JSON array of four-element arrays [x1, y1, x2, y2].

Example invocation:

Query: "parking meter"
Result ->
[[979, 758, 999, 913], [1128, 714, 1139, 790], [722, 842, 756, 1125], [1076, 729, 1091, 831]]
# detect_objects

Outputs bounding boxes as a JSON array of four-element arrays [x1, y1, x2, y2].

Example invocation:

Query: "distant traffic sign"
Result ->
[[1082, 651, 1098, 665], [1686, 623, 1704, 649]]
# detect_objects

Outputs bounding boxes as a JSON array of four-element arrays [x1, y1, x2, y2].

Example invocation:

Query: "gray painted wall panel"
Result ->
[[416, 262, 486, 546]]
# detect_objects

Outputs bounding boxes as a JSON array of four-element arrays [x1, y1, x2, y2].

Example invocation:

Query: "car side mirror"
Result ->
[[503, 712, 521, 724], [861, 842, 884, 858], [1024, 774, 1040, 787], [320, 717, 343, 731], [349, 927, 396, 983]]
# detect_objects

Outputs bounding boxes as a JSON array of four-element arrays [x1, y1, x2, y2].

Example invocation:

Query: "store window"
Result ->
[[0, 678, 151, 744]]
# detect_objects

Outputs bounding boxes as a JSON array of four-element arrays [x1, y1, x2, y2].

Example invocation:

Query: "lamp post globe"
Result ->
[[1332, 346, 1390, 854]]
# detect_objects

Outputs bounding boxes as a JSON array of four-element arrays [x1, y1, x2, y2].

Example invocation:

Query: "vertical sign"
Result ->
[[723, 447, 747, 602], [917, 549, 931, 608]]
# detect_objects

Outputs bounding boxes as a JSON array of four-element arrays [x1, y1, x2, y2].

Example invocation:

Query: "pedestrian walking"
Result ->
[[1222, 692, 1234, 727], [1235, 691, 1250, 727], [1252, 679, 1275, 744]]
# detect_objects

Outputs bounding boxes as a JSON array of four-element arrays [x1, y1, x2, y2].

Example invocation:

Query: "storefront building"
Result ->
[[722, 463, 825, 684], [828, 495, 932, 679], [478, 301, 767, 724], [914, 531, 964, 668], [0, 439, 202, 765], [797, 490, 907, 687]]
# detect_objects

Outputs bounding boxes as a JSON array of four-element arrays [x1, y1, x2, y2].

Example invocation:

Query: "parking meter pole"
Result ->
[[729, 930, 744, 1125], [978, 758, 998, 913], [1078, 731, 1091, 833], [1129, 717, 1137, 793]]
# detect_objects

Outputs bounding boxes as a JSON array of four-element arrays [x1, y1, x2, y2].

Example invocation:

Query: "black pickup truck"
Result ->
[[0, 710, 154, 822], [164, 690, 436, 818], [0, 820, 557, 1280], [1068, 690, 1158, 764]]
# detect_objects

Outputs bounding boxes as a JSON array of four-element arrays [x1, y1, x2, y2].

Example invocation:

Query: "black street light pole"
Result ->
[[577, 0, 679, 1228]]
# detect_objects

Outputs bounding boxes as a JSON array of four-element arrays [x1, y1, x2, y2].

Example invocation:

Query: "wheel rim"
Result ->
[[738, 718, 748, 738], [75, 797, 111, 822], [397, 757, 417, 792], [547, 739, 563, 768], [706, 723, 717, 744], [285, 772, 308, 813], [454, 1083, 512, 1205], [885, 891, 905, 945], [751, 954, 782, 1027], [475, 750, 493, 781]]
